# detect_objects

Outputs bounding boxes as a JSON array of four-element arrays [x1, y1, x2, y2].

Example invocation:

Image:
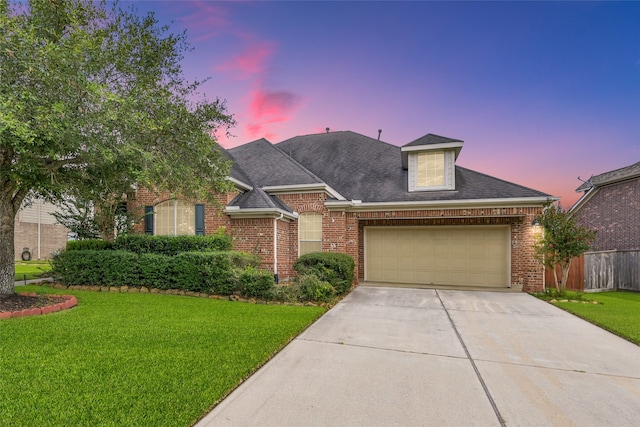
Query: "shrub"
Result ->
[[139, 253, 173, 289], [52, 249, 245, 294], [51, 250, 138, 286], [297, 274, 336, 302], [238, 266, 275, 299], [114, 232, 232, 256], [293, 252, 355, 294], [66, 240, 114, 251]]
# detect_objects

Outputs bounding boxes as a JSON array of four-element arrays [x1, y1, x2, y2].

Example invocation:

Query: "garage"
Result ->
[[365, 226, 510, 288]]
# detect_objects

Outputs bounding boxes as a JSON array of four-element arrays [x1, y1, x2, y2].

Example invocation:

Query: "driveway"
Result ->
[[196, 286, 640, 427]]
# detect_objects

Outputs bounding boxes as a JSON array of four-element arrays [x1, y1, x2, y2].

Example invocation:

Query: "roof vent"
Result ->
[[326, 127, 330, 133], [377, 129, 382, 140]]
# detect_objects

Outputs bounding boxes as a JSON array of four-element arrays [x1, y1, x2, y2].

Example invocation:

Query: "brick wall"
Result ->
[[349, 206, 544, 292], [574, 179, 640, 251], [129, 188, 544, 292], [229, 218, 274, 272], [129, 188, 234, 235], [14, 220, 68, 260]]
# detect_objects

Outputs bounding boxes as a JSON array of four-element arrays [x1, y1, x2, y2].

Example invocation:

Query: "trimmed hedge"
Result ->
[[113, 233, 232, 256], [51, 249, 259, 294], [66, 240, 114, 251], [293, 252, 355, 294], [238, 267, 275, 299]]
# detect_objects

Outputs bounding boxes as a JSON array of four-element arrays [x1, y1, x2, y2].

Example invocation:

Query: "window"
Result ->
[[299, 212, 322, 255], [145, 200, 205, 236], [408, 150, 454, 191], [416, 151, 444, 187]]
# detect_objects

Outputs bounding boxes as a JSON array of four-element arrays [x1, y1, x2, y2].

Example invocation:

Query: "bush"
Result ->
[[114, 232, 232, 256], [297, 274, 336, 302], [238, 266, 275, 299], [293, 252, 355, 294], [66, 240, 114, 251], [51, 250, 138, 286], [52, 249, 246, 294], [138, 253, 173, 290]]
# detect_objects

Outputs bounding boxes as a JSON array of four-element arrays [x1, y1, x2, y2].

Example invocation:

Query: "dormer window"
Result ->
[[416, 151, 445, 187], [401, 134, 463, 192]]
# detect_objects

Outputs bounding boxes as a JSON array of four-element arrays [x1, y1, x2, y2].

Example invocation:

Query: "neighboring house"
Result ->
[[571, 161, 640, 251], [14, 198, 69, 260], [130, 131, 553, 292]]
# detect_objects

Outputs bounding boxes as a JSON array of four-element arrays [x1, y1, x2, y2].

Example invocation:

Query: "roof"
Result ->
[[275, 131, 550, 203], [402, 133, 463, 148], [576, 161, 640, 192], [227, 138, 323, 187], [228, 187, 293, 212]]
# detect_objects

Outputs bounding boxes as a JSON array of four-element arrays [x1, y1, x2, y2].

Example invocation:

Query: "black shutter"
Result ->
[[195, 204, 205, 236], [144, 206, 154, 235]]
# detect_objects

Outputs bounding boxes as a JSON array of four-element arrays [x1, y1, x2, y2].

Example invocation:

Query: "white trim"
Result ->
[[224, 206, 298, 220], [262, 183, 346, 201], [325, 196, 555, 211], [226, 176, 253, 191], [401, 141, 463, 153]]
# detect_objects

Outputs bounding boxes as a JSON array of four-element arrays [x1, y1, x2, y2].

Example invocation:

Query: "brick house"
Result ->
[[570, 161, 640, 251], [131, 131, 553, 292]]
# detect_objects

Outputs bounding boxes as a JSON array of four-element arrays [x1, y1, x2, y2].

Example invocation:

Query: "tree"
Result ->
[[533, 204, 596, 292], [0, 0, 234, 294]]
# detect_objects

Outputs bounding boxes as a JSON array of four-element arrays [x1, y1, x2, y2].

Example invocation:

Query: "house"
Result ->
[[570, 161, 640, 251], [131, 131, 553, 292], [14, 198, 69, 260]]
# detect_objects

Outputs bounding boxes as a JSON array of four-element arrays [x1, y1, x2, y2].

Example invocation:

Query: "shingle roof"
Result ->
[[228, 138, 323, 187], [576, 161, 640, 192], [228, 186, 293, 212], [275, 131, 550, 202], [403, 133, 463, 148]]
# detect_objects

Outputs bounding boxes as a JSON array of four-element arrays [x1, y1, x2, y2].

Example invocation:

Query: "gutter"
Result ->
[[325, 196, 556, 211], [224, 206, 298, 220]]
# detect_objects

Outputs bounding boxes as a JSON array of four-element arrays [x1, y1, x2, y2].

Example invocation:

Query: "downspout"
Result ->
[[37, 199, 41, 260], [273, 213, 284, 283]]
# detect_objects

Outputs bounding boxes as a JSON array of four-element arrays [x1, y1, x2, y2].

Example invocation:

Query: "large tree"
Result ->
[[0, 0, 234, 294], [533, 204, 596, 292]]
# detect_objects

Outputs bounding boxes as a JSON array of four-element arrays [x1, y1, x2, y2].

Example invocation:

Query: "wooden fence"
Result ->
[[584, 250, 640, 292], [544, 254, 584, 291]]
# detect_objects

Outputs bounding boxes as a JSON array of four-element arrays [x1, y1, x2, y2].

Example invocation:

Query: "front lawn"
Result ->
[[0, 286, 325, 426], [14, 261, 52, 281], [550, 291, 640, 345]]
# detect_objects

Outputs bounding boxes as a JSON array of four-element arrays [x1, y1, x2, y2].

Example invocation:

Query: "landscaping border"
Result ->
[[0, 293, 77, 320]]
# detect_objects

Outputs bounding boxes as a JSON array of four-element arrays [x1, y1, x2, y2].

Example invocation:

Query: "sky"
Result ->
[[130, 0, 640, 208]]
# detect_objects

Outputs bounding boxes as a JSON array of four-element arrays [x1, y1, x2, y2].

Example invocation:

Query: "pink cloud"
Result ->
[[244, 88, 301, 139], [177, 1, 230, 42], [216, 40, 276, 79]]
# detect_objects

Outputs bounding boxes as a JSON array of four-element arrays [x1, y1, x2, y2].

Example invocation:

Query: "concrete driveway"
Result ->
[[196, 286, 640, 427]]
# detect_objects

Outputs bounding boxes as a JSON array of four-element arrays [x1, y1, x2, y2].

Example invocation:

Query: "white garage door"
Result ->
[[365, 226, 510, 287]]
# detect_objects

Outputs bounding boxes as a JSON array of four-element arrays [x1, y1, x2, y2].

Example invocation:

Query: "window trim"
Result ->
[[408, 150, 455, 192], [298, 212, 322, 256]]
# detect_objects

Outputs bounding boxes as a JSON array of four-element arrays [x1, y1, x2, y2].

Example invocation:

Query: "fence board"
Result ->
[[584, 250, 640, 292], [544, 254, 584, 291]]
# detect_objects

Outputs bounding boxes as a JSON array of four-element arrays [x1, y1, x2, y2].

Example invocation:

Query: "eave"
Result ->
[[226, 176, 253, 191], [224, 206, 298, 221], [262, 183, 346, 201], [325, 196, 556, 212]]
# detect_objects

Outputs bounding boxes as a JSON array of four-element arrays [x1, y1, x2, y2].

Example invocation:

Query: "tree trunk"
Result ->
[[0, 195, 17, 295], [560, 258, 573, 293]]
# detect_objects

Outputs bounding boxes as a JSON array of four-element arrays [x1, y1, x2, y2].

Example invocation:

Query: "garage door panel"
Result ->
[[366, 226, 509, 288]]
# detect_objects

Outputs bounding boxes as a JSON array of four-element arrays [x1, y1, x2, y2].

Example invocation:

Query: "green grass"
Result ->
[[0, 286, 326, 426], [551, 291, 640, 345], [14, 261, 52, 281]]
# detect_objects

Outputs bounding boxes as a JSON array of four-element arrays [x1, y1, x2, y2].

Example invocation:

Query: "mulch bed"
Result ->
[[0, 294, 63, 313]]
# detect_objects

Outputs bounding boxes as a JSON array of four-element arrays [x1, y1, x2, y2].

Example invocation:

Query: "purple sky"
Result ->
[[131, 1, 640, 208]]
